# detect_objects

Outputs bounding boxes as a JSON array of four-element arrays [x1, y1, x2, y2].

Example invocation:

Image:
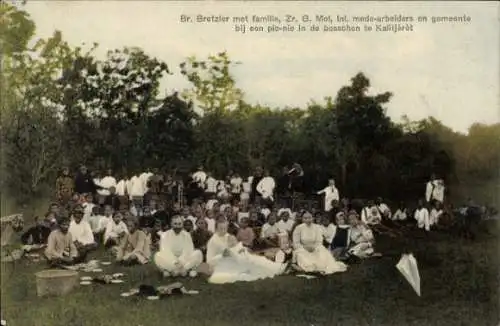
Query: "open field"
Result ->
[[1, 223, 499, 326]]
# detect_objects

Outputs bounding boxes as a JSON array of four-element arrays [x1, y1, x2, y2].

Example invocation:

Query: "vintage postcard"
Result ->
[[1, 1, 498, 325]]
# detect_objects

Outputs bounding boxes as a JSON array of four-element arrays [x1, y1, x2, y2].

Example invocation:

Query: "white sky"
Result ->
[[24, 1, 499, 133]]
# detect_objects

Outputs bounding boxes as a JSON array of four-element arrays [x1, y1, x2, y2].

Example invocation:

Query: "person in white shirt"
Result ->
[[256, 170, 276, 203], [154, 216, 203, 277], [327, 212, 352, 260], [68, 207, 97, 259], [217, 180, 229, 199], [230, 173, 243, 199], [392, 202, 408, 222], [316, 179, 340, 212], [103, 212, 129, 248], [414, 199, 431, 231], [240, 179, 252, 205], [128, 174, 145, 200], [292, 212, 348, 274], [276, 209, 294, 234], [429, 201, 444, 227], [98, 169, 117, 197], [192, 166, 207, 189], [139, 169, 154, 194], [375, 197, 392, 220], [115, 175, 128, 198], [361, 201, 382, 225], [425, 174, 445, 204], [205, 173, 218, 199], [88, 206, 105, 234]]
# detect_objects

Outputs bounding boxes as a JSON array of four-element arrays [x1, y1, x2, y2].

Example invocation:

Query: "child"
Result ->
[[236, 217, 255, 248], [103, 212, 128, 249]]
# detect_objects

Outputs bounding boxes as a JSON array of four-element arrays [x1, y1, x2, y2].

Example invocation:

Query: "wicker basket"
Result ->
[[35, 269, 80, 297]]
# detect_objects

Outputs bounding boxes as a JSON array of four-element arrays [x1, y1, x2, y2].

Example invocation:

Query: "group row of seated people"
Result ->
[[21, 190, 450, 284]]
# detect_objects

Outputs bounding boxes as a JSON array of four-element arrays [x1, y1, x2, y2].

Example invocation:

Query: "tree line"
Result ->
[[1, 4, 499, 208]]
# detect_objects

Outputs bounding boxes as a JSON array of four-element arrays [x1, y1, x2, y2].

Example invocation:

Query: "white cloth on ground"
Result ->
[[206, 233, 285, 284], [292, 223, 347, 274]]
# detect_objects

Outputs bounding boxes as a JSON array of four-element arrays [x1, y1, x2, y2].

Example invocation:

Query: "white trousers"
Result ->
[[154, 250, 203, 272]]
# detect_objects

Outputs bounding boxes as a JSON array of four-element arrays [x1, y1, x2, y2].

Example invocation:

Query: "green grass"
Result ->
[[1, 224, 499, 326]]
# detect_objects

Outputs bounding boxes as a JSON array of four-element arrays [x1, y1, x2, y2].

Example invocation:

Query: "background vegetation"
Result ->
[[1, 3, 499, 214]]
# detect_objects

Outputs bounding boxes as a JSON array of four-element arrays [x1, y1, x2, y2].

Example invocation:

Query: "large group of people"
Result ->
[[19, 163, 486, 284]]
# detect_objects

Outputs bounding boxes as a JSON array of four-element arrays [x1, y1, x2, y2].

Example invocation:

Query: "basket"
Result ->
[[35, 269, 80, 297]]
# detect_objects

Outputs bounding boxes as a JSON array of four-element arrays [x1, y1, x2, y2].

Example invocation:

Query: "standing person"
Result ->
[[205, 172, 218, 201], [55, 167, 74, 205], [74, 165, 96, 195], [98, 169, 117, 198], [230, 173, 243, 201], [425, 174, 445, 205], [276, 166, 291, 208], [256, 170, 276, 206], [250, 166, 264, 205], [316, 178, 340, 213], [414, 199, 431, 232]]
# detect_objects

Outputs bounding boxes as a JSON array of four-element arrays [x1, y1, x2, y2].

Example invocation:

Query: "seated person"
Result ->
[[154, 216, 203, 277], [68, 207, 98, 260], [88, 206, 105, 236], [327, 212, 352, 260], [391, 202, 408, 224], [429, 201, 444, 229], [319, 214, 336, 248], [116, 219, 151, 265], [236, 217, 255, 248], [44, 218, 80, 266], [276, 209, 294, 235], [292, 212, 348, 274], [191, 218, 212, 258], [227, 213, 240, 236], [362, 201, 401, 237], [206, 218, 286, 284], [347, 213, 381, 258], [104, 212, 129, 249], [21, 214, 52, 246], [103, 186, 121, 212]]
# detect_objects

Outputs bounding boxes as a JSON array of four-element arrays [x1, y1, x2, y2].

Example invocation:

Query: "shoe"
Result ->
[[162, 271, 171, 278], [188, 270, 198, 278], [275, 250, 285, 263]]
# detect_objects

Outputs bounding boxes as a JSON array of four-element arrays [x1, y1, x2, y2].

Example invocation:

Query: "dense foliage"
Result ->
[[1, 4, 499, 207]]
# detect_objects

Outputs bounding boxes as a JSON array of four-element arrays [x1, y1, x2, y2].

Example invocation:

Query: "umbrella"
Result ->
[[396, 253, 421, 296]]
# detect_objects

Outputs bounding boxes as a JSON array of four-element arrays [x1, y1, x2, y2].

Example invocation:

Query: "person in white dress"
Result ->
[[292, 212, 348, 274], [316, 179, 340, 212], [154, 216, 203, 277], [206, 218, 287, 284]]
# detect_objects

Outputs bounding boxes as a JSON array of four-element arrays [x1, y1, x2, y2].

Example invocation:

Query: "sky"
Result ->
[[23, 1, 499, 133]]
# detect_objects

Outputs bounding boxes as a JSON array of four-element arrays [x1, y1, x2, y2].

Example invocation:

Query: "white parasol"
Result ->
[[396, 253, 421, 296]]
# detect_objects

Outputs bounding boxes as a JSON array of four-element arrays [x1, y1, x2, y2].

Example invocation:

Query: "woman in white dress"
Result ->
[[292, 212, 348, 274], [206, 218, 287, 284]]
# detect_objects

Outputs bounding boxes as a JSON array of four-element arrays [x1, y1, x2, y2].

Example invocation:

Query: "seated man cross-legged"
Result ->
[[154, 215, 203, 277], [45, 218, 80, 267], [116, 219, 151, 266]]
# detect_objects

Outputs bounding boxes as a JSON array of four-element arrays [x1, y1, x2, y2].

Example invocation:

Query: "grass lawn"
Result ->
[[1, 224, 499, 326]]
